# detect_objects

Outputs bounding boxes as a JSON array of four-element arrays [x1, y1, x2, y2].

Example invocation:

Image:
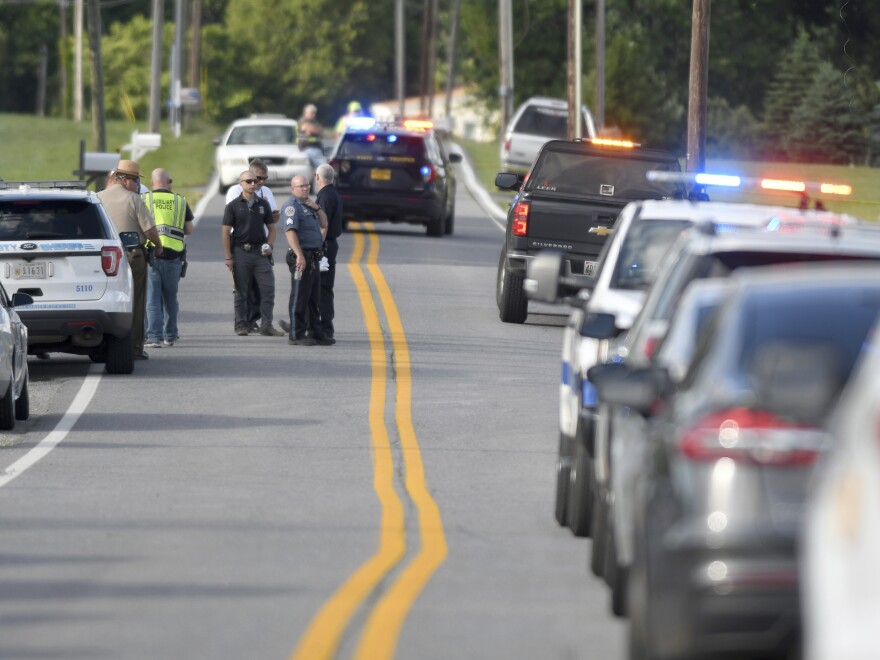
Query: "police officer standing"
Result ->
[[97, 159, 163, 360], [280, 175, 330, 346], [297, 104, 325, 170], [222, 171, 284, 337], [143, 168, 194, 348], [314, 163, 343, 342]]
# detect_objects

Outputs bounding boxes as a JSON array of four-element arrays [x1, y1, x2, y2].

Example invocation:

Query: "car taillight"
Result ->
[[503, 137, 511, 155], [642, 335, 660, 360], [512, 201, 530, 236], [420, 164, 436, 183], [679, 408, 824, 466], [102, 246, 123, 276]]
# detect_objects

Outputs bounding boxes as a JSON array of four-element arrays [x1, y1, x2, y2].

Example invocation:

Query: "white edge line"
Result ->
[[0, 368, 102, 489], [449, 142, 507, 232], [192, 172, 219, 228]]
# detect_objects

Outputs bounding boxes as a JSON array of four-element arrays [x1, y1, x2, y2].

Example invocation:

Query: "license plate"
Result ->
[[13, 262, 46, 279], [371, 168, 391, 181], [584, 261, 597, 276]]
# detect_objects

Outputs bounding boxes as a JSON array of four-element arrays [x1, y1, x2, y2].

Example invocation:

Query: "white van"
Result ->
[[500, 97, 597, 172]]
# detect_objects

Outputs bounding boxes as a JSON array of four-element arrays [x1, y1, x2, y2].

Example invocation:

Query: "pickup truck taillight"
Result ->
[[512, 201, 530, 236], [102, 246, 123, 276], [502, 137, 511, 155]]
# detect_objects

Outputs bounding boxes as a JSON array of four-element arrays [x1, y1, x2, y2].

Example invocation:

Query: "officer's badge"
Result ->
[[285, 206, 295, 217]]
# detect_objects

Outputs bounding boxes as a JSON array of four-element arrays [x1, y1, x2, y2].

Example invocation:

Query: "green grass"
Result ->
[[0, 113, 222, 206], [454, 136, 880, 222]]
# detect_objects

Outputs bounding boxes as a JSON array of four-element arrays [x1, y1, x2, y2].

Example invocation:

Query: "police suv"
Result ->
[[0, 181, 136, 374]]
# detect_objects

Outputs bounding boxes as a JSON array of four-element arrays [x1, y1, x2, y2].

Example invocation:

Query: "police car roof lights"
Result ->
[[647, 171, 853, 197], [402, 118, 434, 132], [345, 116, 377, 131]]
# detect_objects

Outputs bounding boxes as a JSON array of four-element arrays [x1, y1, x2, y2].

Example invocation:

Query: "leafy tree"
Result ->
[[785, 61, 868, 164], [0, 3, 60, 114], [761, 28, 823, 158], [706, 96, 759, 159]]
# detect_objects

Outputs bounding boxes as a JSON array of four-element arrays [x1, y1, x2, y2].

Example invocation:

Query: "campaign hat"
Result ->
[[113, 159, 141, 178]]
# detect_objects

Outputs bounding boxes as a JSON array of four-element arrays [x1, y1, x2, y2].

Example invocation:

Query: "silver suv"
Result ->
[[0, 181, 136, 374], [500, 97, 597, 172]]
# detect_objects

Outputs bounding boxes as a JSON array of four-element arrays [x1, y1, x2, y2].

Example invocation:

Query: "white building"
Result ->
[[371, 87, 499, 142]]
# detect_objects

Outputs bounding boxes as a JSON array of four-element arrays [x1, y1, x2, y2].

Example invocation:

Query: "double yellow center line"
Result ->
[[291, 223, 447, 660]]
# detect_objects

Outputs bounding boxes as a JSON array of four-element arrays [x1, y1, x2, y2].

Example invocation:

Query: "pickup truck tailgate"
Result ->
[[526, 194, 623, 263]]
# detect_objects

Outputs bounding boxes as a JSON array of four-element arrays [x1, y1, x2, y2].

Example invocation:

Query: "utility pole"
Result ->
[[595, 0, 605, 132], [59, 0, 68, 118], [395, 0, 405, 117], [37, 44, 48, 117], [566, 0, 581, 139], [74, 0, 83, 121], [148, 0, 163, 133], [498, 0, 513, 132], [444, 0, 461, 120], [686, 0, 710, 174], [425, 0, 439, 117], [171, 0, 183, 137], [86, 0, 106, 151], [189, 0, 203, 88], [418, 0, 430, 114]]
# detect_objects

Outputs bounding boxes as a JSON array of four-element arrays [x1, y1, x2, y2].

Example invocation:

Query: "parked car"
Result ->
[[595, 262, 880, 660], [500, 97, 597, 173], [214, 114, 313, 192], [584, 220, 879, 620], [0, 279, 32, 430], [328, 117, 461, 236], [0, 180, 136, 374], [802, 321, 880, 660]]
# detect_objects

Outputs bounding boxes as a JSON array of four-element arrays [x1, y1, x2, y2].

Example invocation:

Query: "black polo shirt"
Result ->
[[222, 195, 273, 245], [317, 184, 343, 240]]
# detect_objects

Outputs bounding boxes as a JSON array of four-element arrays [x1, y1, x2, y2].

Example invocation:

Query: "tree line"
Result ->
[[1, 0, 878, 164]]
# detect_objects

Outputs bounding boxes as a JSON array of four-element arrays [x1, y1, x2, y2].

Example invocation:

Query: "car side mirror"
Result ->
[[495, 172, 523, 191], [579, 311, 619, 339], [119, 231, 141, 249], [213, 136, 222, 146], [448, 153, 463, 163], [11, 292, 33, 307], [594, 366, 672, 416], [525, 251, 565, 302]]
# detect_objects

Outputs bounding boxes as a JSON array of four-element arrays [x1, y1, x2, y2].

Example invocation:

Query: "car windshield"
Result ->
[[611, 219, 692, 290], [227, 125, 296, 145], [337, 134, 426, 160], [0, 200, 106, 240], [528, 150, 684, 198]]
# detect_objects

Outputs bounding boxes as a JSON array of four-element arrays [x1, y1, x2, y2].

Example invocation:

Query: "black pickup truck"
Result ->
[[495, 139, 685, 323]]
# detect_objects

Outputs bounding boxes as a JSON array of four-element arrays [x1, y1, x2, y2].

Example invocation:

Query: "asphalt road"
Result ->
[[0, 173, 626, 659]]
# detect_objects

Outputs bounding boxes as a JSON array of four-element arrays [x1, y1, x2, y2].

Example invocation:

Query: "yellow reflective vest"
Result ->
[[142, 190, 187, 253]]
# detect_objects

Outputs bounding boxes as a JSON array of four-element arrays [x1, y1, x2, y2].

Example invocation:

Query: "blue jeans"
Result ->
[[146, 257, 183, 342]]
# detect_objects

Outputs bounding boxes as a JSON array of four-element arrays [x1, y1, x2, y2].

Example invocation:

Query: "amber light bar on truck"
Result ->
[[589, 137, 640, 149]]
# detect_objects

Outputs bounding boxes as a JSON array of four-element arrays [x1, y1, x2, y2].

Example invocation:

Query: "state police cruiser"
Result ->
[[142, 168, 194, 349]]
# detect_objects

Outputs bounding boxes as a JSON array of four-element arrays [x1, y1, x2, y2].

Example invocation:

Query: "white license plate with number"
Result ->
[[13, 262, 46, 279], [584, 261, 597, 276]]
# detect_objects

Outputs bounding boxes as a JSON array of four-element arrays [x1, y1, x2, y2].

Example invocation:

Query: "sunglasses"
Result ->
[[241, 178, 257, 184], [255, 175, 268, 181]]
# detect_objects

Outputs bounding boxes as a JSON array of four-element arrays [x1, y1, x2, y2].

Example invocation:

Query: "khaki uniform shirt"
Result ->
[[97, 183, 156, 243]]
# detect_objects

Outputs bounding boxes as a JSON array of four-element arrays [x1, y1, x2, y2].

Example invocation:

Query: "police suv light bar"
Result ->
[[345, 117, 377, 131], [646, 171, 853, 196]]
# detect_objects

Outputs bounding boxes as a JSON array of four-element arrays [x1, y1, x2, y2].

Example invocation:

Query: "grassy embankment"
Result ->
[[455, 137, 880, 222], [0, 113, 221, 207]]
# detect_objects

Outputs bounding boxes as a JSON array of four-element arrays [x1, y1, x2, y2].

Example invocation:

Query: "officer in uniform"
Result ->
[[143, 168, 194, 348], [314, 163, 343, 341], [222, 171, 284, 337], [280, 175, 330, 346], [97, 159, 163, 360]]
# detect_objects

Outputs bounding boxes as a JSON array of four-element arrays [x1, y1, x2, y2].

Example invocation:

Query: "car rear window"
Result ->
[[528, 150, 684, 198], [513, 106, 568, 138], [0, 200, 107, 240], [227, 125, 295, 145], [337, 134, 426, 160]]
